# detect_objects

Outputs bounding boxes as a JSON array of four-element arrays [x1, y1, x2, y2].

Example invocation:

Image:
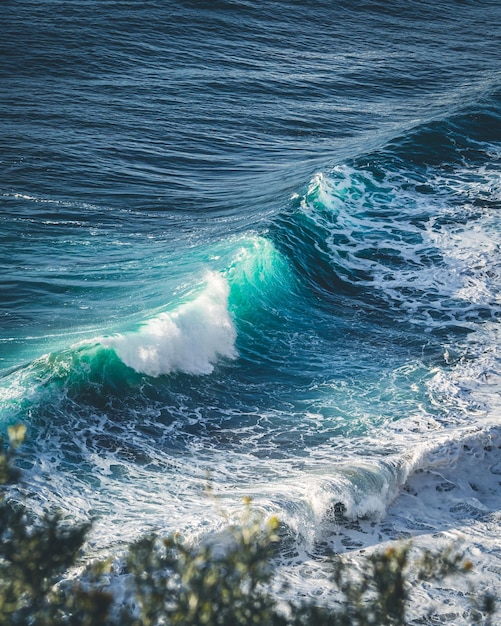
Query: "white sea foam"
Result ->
[[103, 272, 237, 376], [300, 164, 501, 334]]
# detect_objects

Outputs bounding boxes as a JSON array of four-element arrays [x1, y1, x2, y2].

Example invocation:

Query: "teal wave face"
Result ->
[[0, 342, 137, 427], [225, 236, 295, 316]]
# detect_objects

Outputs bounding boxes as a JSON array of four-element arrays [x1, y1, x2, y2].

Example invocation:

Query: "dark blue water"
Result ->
[[1, 1, 500, 618]]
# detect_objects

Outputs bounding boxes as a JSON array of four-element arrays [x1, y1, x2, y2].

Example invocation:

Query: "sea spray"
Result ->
[[103, 272, 237, 377]]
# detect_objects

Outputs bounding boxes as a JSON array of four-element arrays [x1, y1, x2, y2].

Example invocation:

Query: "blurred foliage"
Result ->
[[121, 510, 286, 626], [0, 427, 111, 625], [0, 426, 497, 625]]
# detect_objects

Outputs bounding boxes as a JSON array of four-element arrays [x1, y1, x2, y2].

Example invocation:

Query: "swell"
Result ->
[[2, 94, 500, 426]]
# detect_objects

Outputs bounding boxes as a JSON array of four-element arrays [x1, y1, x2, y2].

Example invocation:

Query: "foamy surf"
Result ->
[[103, 272, 237, 377], [298, 160, 500, 331]]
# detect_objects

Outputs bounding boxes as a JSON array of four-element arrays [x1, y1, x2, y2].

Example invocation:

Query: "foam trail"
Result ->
[[104, 272, 237, 377]]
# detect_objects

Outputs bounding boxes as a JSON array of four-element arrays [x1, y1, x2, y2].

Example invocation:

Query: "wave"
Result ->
[[0, 235, 294, 431], [2, 95, 499, 417], [272, 99, 501, 339], [103, 272, 237, 377], [2, 98, 500, 435]]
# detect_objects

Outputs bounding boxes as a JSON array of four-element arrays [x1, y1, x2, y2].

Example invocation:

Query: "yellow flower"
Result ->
[[7, 424, 26, 448]]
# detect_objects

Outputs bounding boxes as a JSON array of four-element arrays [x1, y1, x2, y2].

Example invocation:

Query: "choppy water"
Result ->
[[1, 0, 500, 621]]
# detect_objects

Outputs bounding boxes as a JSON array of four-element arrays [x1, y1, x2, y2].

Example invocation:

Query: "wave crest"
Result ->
[[104, 272, 237, 377]]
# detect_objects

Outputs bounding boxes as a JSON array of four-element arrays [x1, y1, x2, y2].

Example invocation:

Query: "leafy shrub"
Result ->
[[121, 510, 285, 626], [0, 426, 496, 625], [0, 426, 111, 626]]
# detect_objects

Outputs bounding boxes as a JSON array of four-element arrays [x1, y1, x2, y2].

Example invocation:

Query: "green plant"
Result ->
[[122, 504, 286, 626], [0, 426, 112, 625], [0, 426, 496, 625], [291, 542, 481, 626]]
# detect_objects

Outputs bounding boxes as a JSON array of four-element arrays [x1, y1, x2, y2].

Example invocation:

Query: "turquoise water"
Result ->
[[1, 1, 500, 619]]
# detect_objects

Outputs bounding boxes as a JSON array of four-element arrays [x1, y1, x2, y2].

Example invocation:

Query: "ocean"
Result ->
[[1, 0, 500, 621]]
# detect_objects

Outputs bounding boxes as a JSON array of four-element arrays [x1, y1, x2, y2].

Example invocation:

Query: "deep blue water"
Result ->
[[1, 0, 501, 618]]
